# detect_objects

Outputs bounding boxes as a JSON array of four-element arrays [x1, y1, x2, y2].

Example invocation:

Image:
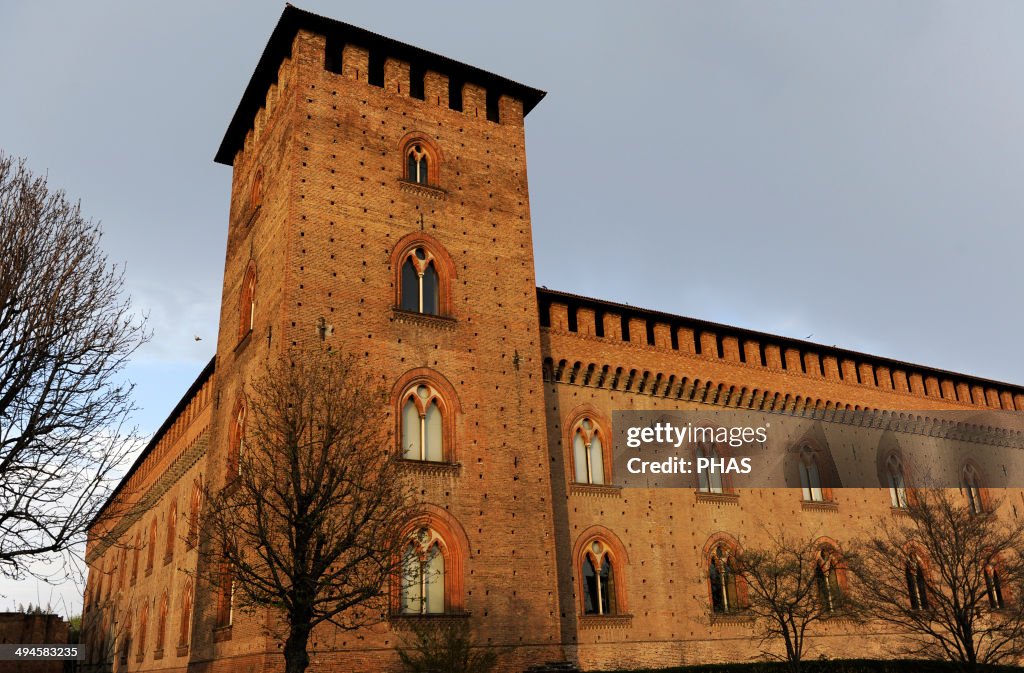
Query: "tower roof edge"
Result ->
[[214, 4, 547, 166]]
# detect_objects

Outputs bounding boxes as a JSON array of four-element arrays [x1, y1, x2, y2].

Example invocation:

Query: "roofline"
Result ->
[[536, 287, 1024, 394], [89, 356, 216, 530], [215, 4, 546, 166]]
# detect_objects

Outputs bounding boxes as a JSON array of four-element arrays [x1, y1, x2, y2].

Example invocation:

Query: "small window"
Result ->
[[906, 557, 929, 610], [887, 454, 908, 508], [815, 548, 842, 612], [400, 528, 446, 614], [132, 533, 140, 583], [962, 464, 984, 514], [401, 384, 445, 462], [156, 592, 168, 653], [216, 563, 234, 628], [146, 519, 157, 572], [239, 264, 256, 340], [187, 477, 202, 548], [228, 401, 246, 477], [137, 604, 149, 659], [399, 248, 440, 315], [572, 417, 607, 485], [799, 446, 824, 502], [709, 544, 741, 614], [697, 443, 724, 494], [582, 540, 617, 615], [165, 501, 177, 561], [178, 581, 194, 649], [120, 616, 131, 664], [407, 144, 429, 185], [985, 565, 1006, 609]]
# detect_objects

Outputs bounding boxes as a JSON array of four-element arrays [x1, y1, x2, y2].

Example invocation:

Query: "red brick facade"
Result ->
[[83, 7, 1024, 673]]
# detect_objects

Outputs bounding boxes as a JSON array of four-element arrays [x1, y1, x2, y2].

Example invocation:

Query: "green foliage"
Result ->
[[395, 619, 498, 673]]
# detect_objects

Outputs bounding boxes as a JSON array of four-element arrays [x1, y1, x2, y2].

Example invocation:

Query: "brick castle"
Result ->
[[82, 6, 1024, 672]]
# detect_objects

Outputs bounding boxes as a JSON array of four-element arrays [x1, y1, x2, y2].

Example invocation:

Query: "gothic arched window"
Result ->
[[228, 400, 246, 477], [178, 580, 194, 650], [582, 540, 617, 615], [391, 233, 455, 318], [400, 248, 440, 315], [697, 443, 724, 494], [815, 547, 843, 612], [799, 446, 824, 502], [137, 604, 149, 659], [239, 263, 256, 340], [400, 528, 447, 614], [709, 543, 742, 614], [572, 417, 607, 485], [887, 454, 909, 508], [131, 532, 141, 583], [400, 384, 445, 462], [156, 591, 168, 655], [906, 556, 929, 610], [165, 501, 177, 562], [146, 519, 157, 573], [962, 464, 985, 514], [216, 563, 234, 628], [407, 144, 429, 185], [187, 477, 203, 549], [985, 564, 1006, 609]]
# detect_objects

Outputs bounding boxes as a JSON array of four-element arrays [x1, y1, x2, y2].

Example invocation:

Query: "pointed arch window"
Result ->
[[146, 519, 157, 574], [400, 248, 440, 315], [815, 548, 843, 612], [400, 384, 446, 462], [962, 464, 984, 514], [228, 400, 246, 477], [391, 233, 455, 319], [137, 604, 149, 661], [239, 264, 256, 341], [164, 501, 177, 562], [178, 580, 194, 651], [887, 454, 908, 508], [572, 417, 607, 485], [709, 543, 742, 614], [407, 144, 429, 185], [400, 528, 446, 614], [985, 565, 1006, 609], [697, 443, 724, 494], [582, 540, 617, 615], [216, 563, 234, 628], [119, 614, 131, 665], [131, 533, 140, 584], [906, 556, 929, 610], [187, 476, 203, 549], [117, 549, 126, 592], [155, 591, 168, 656], [799, 446, 824, 502]]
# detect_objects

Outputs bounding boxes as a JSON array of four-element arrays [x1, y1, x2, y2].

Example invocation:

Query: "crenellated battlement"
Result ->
[[538, 288, 1024, 411], [215, 5, 544, 166]]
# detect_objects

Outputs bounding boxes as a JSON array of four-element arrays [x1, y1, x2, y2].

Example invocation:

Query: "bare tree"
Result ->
[[202, 348, 412, 673], [851, 489, 1024, 671], [0, 153, 146, 581], [730, 529, 858, 672]]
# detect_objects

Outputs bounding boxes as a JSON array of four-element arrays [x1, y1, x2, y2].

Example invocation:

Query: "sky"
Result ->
[[2, 0, 1023, 615]]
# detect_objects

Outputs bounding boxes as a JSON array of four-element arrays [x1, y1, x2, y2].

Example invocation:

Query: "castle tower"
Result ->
[[199, 6, 563, 671]]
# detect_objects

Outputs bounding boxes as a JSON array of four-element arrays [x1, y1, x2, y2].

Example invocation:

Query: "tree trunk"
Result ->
[[283, 623, 312, 673]]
